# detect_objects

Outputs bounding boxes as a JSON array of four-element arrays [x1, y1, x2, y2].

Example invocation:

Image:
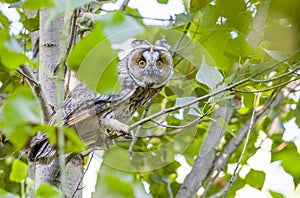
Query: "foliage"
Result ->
[[0, 0, 300, 197]]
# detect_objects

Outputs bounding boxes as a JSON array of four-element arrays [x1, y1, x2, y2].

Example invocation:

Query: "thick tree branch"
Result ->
[[176, 107, 233, 198]]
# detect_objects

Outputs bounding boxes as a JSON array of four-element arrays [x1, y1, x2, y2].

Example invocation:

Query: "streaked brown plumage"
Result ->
[[27, 39, 173, 163]]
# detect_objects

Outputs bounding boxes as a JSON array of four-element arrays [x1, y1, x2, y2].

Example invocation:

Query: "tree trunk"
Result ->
[[28, 9, 83, 198]]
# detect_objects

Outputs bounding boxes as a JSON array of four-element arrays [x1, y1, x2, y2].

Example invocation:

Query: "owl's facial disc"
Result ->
[[128, 45, 173, 88]]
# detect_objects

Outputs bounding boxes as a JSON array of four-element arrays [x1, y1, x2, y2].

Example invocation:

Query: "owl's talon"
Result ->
[[124, 134, 132, 139]]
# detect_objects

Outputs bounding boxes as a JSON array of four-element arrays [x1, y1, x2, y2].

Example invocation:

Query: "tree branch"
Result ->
[[223, 94, 259, 197], [176, 107, 234, 198], [17, 65, 53, 122], [201, 80, 300, 197], [128, 98, 152, 156], [233, 76, 300, 93], [119, 0, 130, 11], [129, 52, 298, 131]]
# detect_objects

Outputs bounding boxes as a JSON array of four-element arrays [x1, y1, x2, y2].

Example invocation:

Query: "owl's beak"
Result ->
[[146, 63, 155, 77]]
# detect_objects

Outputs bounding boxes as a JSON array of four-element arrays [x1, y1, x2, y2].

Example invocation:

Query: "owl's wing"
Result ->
[[61, 84, 134, 126], [60, 83, 112, 126], [27, 83, 111, 163], [27, 83, 135, 163]]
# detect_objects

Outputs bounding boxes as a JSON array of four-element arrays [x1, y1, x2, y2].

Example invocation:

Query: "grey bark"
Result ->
[[176, 107, 233, 198]]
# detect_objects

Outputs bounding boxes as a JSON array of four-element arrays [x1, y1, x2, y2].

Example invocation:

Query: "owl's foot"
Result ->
[[101, 118, 132, 139]]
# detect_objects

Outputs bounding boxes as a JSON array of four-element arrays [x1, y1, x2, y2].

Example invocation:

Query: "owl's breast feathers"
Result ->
[[110, 85, 163, 122]]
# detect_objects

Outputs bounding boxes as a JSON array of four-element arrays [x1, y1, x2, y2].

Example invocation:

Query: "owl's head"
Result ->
[[119, 39, 173, 88]]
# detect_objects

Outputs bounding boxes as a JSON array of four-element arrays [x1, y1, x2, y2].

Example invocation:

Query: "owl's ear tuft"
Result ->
[[155, 39, 170, 50], [131, 40, 151, 48]]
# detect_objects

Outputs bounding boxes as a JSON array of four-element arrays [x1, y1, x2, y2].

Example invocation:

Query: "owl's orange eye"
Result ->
[[138, 59, 146, 68], [156, 60, 163, 68]]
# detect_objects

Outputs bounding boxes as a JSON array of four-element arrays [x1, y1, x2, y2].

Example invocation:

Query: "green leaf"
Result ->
[[162, 161, 180, 175], [68, 23, 121, 94], [0, 13, 10, 29], [196, 55, 224, 91], [157, 0, 168, 4], [174, 13, 194, 25], [63, 127, 86, 153], [242, 93, 255, 108], [216, 117, 238, 139], [219, 0, 247, 19], [0, 188, 19, 198], [225, 175, 246, 196], [72, 11, 144, 94], [36, 183, 63, 198], [24, 0, 95, 24], [272, 143, 300, 183], [9, 159, 28, 183], [94, 11, 144, 44], [262, 48, 289, 61], [245, 169, 265, 189], [21, 0, 54, 10], [0, 29, 30, 69], [1, 86, 41, 149], [4, 0, 19, 4], [94, 165, 139, 197], [225, 35, 254, 58], [100, 175, 134, 197], [295, 101, 300, 127], [23, 14, 39, 32], [190, 0, 206, 12], [269, 190, 285, 198], [67, 23, 107, 70], [175, 97, 201, 116], [175, 97, 197, 106], [33, 125, 86, 153]]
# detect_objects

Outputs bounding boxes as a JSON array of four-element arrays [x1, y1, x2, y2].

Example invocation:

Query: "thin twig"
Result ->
[[137, 128, 185, 139], [0, 150, 17, 160], [250, 64, 300, 83], [172, 22, 192, 57], [71, 151, 95, 198], [201, 169, 222, 198], [64, 9, 80, 96], [171, 67, 197, 80], [151, 116, 204, 129], [163, 177, 174, 198], [17, 67, 39, 87], [223, 94, 259, 197], [233, 76, 300, 93], [128, 98, 153, 156], [18, 65, 53, 122]]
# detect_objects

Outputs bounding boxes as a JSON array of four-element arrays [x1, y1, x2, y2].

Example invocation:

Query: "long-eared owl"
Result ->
[[28, 39, 173, 163]]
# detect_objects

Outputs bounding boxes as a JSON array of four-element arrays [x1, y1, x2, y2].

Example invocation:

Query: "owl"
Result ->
[[27, 39, 173, 163]]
